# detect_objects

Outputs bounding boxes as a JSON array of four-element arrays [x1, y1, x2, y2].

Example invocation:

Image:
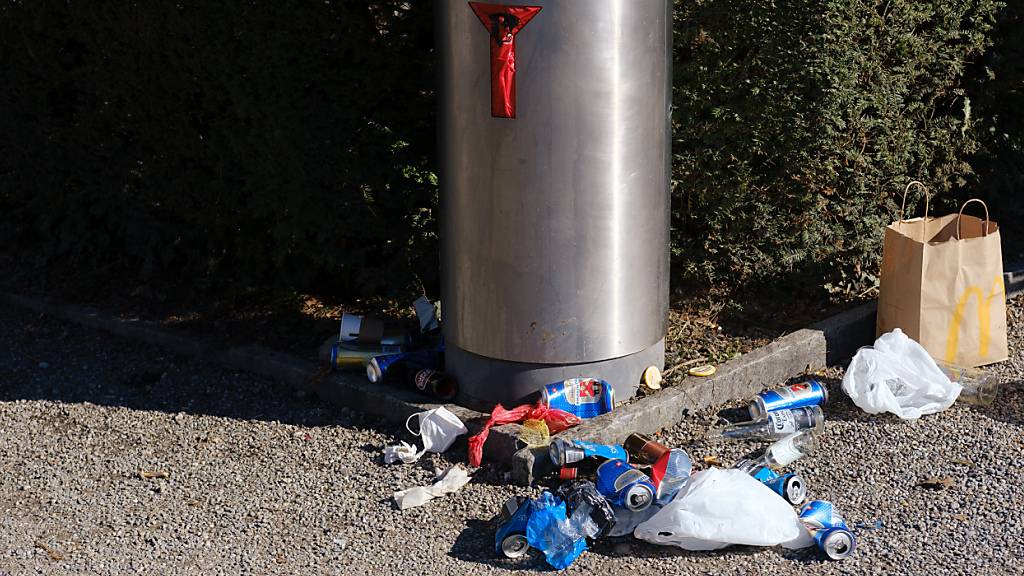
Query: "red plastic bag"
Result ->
[[468, 401, 580, 467]]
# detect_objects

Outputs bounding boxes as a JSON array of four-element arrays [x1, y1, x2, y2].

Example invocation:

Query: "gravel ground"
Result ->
[[1, 297, 1022, 576]]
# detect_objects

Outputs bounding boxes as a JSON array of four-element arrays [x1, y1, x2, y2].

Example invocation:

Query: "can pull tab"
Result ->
[[469, 3, 542, 118]]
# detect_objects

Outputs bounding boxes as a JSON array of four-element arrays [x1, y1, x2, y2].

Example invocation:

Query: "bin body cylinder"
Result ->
[[439, 0, 671, 408]]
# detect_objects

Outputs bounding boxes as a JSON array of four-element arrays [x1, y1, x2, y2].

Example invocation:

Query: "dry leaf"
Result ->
[[916, 476, 955, 491], [139, 469, 170, 480], [34, 541, 63, 561]]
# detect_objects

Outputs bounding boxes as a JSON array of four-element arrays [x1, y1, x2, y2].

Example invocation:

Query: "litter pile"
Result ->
[[324, 300, 1001, 570]]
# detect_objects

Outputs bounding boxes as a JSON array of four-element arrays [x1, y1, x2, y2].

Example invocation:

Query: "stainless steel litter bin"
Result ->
[[438, 0, 671, 409]]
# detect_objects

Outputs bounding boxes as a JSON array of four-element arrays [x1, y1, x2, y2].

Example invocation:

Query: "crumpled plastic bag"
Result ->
[[634, 468, 813, 550], [393, 465, 472, 510], [468, 402, 580, 467], [842, 328, 962, 420], [525, 491, 597, 570]]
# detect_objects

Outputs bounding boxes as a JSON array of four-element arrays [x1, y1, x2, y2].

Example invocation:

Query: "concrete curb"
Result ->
[[1, 292, 880, 483], [0, 293, 522, 464]]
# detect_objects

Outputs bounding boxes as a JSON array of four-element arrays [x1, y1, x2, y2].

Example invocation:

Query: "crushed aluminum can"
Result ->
[[494, 496, 533, 559], [541, 378, 614, 419], [549, 438, 628, 467], [595, 459, 655, 512], [799, 500, 856, 560], [649, 448, 692, 502]]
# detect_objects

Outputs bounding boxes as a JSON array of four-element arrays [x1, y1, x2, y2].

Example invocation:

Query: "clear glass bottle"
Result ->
[[709, 406, 824, 441], [733, 429, 817, 473]]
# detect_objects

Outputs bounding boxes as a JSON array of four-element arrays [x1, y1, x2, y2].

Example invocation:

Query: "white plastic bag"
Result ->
[[634, 469, 812, 550], [842, 328, 962, 420]]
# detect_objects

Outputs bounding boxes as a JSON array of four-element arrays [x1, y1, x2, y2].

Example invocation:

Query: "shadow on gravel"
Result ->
[[0, 305, 406, 431], [447, 518, 552, 571]]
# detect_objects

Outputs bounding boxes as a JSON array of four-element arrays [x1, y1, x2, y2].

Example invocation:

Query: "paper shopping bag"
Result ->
[[876, 183, 1007, 367]]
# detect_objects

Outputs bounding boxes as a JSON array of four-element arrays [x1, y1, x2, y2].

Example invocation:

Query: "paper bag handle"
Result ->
[[897, 181, 931, 241], [956, 198, 991, 239]]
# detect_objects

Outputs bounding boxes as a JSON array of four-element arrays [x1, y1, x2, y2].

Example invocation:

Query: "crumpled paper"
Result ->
[[393, 466, 472, 510], [383, 441, 420, 465]]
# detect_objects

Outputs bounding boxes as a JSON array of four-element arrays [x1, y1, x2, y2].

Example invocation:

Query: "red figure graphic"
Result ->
[[468, 2, 542, 118]]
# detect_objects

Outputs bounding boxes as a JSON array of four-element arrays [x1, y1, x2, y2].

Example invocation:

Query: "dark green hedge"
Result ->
[[0, 1, 1013, 301]]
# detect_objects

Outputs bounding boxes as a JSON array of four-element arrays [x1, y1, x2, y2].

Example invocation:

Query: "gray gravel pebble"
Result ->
[[1, 296, 1022, 575]]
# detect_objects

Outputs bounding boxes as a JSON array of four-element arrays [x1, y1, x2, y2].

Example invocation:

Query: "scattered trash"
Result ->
[[366, 348, 441, 384], [662, 357, 707, 378], [733, 429, 818, 472], [541, 378, 615, 419], [635, 468, 813, 551], [138, 469, 169, 480], [525, 491, 598, 569], [623, 433, 669, 465], [517, 419, 550, 448], [393, 465, 471, 510], [642, 365, 663, 390], [494, 496, 535, 558], [843, 329, 962, 419], [555, 480, 616, 537], [339, 312, 409, 347], [38, 361, 50, 369], [915, 476, 956, 491], [412, 295, 440, 333], [710, 405, 824, 441], [688, 364, 716, 377], [799, 500, 857, 560], [702, 455, 723, 467], [468, 402, 580, 467], [383, 441, 419, 465], [607, 502, 662, 537], [749, 379, 829, 420], [393, 403, 468, 461], [936, 361, 1001, 405], [595, 459, 655, 512], [623, 435, 691, 502], [749, 467, 808, 505]]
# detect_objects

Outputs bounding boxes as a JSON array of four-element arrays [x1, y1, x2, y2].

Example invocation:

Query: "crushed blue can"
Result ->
[[749, 379, 829, 420], [595, 459, 655, 512], [541, 378, 615, 419], [751, 467, 807, 505], [548, 438, 628, 467], [799, 500, 857, 560]]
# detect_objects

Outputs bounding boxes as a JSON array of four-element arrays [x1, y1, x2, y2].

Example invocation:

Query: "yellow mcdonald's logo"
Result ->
[[945, 275, 1005, 363]]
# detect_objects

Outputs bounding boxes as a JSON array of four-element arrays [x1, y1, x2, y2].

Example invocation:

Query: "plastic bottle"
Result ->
[[936, 361, 1000, 406], [733, 430, 817, 473], [709, 406, 825, 441]]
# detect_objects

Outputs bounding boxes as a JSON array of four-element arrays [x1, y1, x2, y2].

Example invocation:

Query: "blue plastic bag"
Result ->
[[525, 491, 590, 569]]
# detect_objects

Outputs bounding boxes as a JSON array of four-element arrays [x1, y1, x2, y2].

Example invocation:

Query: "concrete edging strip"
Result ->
[[2, 292, 880, 483]]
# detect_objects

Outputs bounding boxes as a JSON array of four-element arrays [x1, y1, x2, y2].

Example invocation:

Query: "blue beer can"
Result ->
[[753, 468, 807, 506], [541, 378, 615, 419], [799, 500, 856, 560], [749, 379, 829, 420], [595, 459, 655, 512]]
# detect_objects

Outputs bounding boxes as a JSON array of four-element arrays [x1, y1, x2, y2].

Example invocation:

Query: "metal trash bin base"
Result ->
[[449, 339, 665, 412]]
